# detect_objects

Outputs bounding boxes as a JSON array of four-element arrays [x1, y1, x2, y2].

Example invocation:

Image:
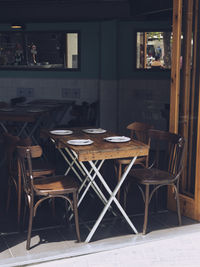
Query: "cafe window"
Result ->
[[0, 31, 79, 70], [136, 31, 172, 70]]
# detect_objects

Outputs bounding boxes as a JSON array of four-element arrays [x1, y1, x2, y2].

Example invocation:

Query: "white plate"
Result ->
[[82, 128, 107, 134], [28, 109, 45, 113], [104, 136, 131, 143], [0, 108, 14, 112], [50, 130, 73, 135], [67, 139, 93, 146]]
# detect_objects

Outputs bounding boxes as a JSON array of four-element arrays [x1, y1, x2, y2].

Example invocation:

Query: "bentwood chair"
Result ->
[[114, 122, 154, 201], [125, 129, 185, 234], [10, 96, 26, 106], [4, 133, 55, 224], [17, 145, 81, 250]]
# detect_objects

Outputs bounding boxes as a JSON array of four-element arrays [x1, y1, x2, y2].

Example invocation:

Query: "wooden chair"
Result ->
[[125, 129, 185, 234], [10, 96, 26, 106], [114, 122, 154, 201], [17, 145, 81, 250], [4, 133, 55, 224], [67, 101, 98, 127]]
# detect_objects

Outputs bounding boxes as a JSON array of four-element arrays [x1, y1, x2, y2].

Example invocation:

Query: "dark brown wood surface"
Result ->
[[0, 99, 74, 123], [44, 127, 149, 162], [0, 108, 49, 122]]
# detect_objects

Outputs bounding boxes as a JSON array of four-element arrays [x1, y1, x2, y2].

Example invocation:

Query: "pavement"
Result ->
[[29, 223, 200, 267]]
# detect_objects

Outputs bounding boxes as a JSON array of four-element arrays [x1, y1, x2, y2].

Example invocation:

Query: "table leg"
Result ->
[[62, 148, 113, 208], [85, 156, 138, 242], [18, 122, 28, 137], [79, 160, 116, 216], [57, 146, 117, 219], [17, 158, 22, 225], [0, 122, 8, 133]]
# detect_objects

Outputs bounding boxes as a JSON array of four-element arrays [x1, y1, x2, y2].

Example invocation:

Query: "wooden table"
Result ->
[[29, 99, 74, 128], [0, 99, 74, 140], [44, 127, 149, 242], [0, 106, 50, 142]]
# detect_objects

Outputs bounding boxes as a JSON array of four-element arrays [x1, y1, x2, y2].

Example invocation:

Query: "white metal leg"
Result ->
[[58, 148, 84, 183], [79, 160, 117, 216], [85, 156, 138, 242], [0, 122, 8, 133], [57, 146, 117, 218], [78, 160, 105, 206], [61, 148, 109, 205]]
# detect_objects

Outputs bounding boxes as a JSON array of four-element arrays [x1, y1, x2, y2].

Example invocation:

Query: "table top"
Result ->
[[0, 99, 74, 122], [0, 106, 49, 122], [44, 127, 149, 162], [29, 99, 74, 106], [29, 99, 74, 103]]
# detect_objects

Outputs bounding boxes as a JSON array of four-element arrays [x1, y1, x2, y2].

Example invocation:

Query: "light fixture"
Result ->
[[11, 24, 24, 30]]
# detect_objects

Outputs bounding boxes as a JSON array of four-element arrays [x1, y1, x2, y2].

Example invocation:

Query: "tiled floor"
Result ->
[[0, 209, 198, 267]]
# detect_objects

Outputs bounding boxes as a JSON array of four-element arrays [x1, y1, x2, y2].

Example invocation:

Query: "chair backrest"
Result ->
[[148, 129, 185, 176], [3, 133, 32, 172], [17, 145, 43, 194], [10, 96, 26, 106], [126, 122, 154, 144], [68, 101, 98, 127], [3, 133, 20, 172]]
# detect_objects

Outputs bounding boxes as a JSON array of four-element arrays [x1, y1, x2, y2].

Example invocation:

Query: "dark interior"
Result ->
[[0, 0, 173, 23]]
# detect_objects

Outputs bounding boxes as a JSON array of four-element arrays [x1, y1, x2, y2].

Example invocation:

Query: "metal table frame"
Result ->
[[54, 143, 142, 242]]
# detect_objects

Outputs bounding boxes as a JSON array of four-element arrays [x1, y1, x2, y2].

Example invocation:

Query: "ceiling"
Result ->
[[0, 0, 173, 23]]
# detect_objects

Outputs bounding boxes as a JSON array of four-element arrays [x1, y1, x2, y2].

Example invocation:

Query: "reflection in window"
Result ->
[[0, 31, 79, 70], [136, 32, 172, 69], [26, 32, 64, 68], [66, 33, 78, 69], [0, 33, 24, 66]]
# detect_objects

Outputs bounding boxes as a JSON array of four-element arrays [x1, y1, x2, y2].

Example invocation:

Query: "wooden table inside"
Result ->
[[0, 107, 48, 122], [46, 127, 149, 161]]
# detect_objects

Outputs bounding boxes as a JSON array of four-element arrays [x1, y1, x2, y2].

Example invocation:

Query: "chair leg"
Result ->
[[51, 198, 56, 217], [23, 198, 28, 228], [6, 180, 11, 213], [143, 184, 150, 235], [26, 199, 34, 250], [174, 185, 182, 226], [17, 159, 22, 225], [73, 192, 81, 242]]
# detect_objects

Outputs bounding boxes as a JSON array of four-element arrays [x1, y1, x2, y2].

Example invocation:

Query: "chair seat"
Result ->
[[34, 175, 79, 194], [129, 168, 175, 185]]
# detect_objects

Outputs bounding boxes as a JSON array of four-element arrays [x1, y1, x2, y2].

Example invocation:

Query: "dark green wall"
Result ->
[[100, 20, 118, 80]]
